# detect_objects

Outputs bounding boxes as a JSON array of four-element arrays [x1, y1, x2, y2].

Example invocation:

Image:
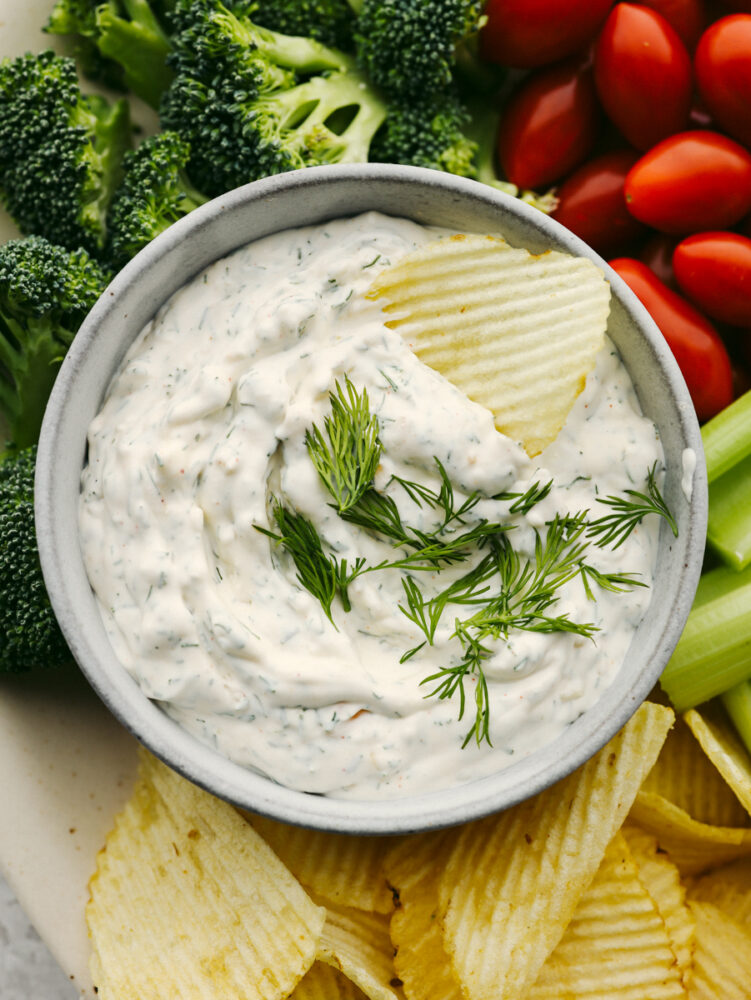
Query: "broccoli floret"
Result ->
[[252, 0, 356, 51], [354, 0, 484, 100], [372, 89, 477, 176], [0, 445, 70, 673], [106, 131, 208, 270], [45, 0, 173, 108], [0, 236, 109, 449], [161, 0, 385, 196], [0, 52, 131, 256]]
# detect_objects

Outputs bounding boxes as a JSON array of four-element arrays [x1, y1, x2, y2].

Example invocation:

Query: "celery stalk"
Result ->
[[722, 680, 751, 758], [702, 388, 751, 483], [707, 452, 751, 570], [660, 563, 751, 712]]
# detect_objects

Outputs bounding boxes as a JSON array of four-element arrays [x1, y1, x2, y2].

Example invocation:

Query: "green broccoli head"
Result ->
[[0, 236, 109, 449], [106, 131, 208, 270], [372, 89, 477, 177], [355, 0, 484, 100], [161, 0, 383, 196], [46, 0, 173, 108], [0, 445, 70, 673], [251, 0, 356, 51], [0, 52, 131, 256]]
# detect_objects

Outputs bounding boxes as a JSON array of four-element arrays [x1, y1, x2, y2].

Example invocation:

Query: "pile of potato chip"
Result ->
[[86, 699, 751, 999]]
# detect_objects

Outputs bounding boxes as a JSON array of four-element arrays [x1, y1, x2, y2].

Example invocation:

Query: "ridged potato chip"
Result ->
[[629, 791, 751, 875], [317, 900, 401, 1000], [684, 703, 751, 818], [640, 714, 750, 828], [437, 702, 674, 1000], [87, 751, 325, 1000], [623, 825, 695, 986], [384, 831, 463, 1000], [245, 812, 393, 913], [291, 962, 368, 1000], [688, 857, 751, 929], [527, 831, 686, 999], [366, 233, 611, 456], [685, 901, 751, 999]]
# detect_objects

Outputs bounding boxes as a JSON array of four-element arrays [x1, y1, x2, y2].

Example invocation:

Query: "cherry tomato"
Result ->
[[639, 234, 680, 287], [497, 60, 600, 190], [480, 0, 614, 68], [608, 257, 734, 418], [695, 15, 751, 149], [551, 150, 646, 256], [624, 131, 751, 232], [636, 0, 707, 49], [673, 231, 751, 325], [594, 4, 692, 150]]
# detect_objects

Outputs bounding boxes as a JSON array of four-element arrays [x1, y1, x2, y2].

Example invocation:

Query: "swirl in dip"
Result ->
[[79, 212, 664, 799]]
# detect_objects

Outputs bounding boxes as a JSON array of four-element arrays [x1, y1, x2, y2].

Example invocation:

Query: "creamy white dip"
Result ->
[[79, 212, 665, 799]]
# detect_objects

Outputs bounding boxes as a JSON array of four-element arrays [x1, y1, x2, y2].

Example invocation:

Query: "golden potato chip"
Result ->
[[623, 824, 695, 986], [438, 702, 674, 1000], [366, 233, 611, 456], [290, 962, 368, 1000], [383, 831, 463, 1000], [317, 900, 401, 1000], [630, 791, 751, 875], [685, 901, 751, 999], [527, 832, 686, 999], [87, 751, 325, 1000], [684, 703, 751, 818], [688, 857, 751, 929], [640, 714, 750, 828], [245, 812, 393, 913]]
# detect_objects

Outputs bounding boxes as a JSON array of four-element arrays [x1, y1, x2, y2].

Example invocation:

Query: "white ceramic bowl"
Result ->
[[36, 164, 706, 834]]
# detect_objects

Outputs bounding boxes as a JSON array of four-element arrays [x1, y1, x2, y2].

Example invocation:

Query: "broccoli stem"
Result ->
[[96, 1, 173, 108]]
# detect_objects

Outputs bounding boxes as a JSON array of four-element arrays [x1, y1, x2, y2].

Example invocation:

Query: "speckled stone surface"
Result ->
[[0, 875, 77, 998]]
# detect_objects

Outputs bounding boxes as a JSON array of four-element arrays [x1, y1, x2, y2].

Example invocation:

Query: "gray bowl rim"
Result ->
[[36, 163, 706, 835]]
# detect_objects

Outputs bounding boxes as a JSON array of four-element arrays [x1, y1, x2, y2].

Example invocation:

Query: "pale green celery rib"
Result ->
[[660, 563, 751, 712], [707, 452, 751, 571], [701, 388, 751, 483], [722, 681, 751, 759]]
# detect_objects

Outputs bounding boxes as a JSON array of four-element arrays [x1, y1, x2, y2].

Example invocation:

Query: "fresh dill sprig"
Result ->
[[256, 502, 366, 624], [492, 480, 554, 515], [579, 564, 647, 602], [391, 457, 484, 530], [256, 377, 676, 751], [587, 463, 678, 549], [306, 377, 381, 512], [422, 624, 493, 748]]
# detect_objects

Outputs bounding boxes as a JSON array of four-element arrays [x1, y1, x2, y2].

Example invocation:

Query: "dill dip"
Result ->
[[79, 211, 666, 800]]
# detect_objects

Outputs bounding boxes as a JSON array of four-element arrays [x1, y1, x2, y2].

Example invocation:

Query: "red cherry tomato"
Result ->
[[673, 231, 751, 325], [551, 150, 646, 256], [635, 0, 707, 49], [695, 15, 751, 149], [609, 257, 734, 419], [594, 4, 692, 150], [480, 0, 614, 68], [497, 60, 600, 190], [624, 131, 751, 232], [640, 234, 680, 287]]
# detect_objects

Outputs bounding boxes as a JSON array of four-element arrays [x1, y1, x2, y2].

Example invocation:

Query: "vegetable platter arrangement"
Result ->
[[1, 0, 751, 997]]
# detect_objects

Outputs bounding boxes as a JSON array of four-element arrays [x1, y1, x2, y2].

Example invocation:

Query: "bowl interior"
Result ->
[[36, 165, 707, 834]]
